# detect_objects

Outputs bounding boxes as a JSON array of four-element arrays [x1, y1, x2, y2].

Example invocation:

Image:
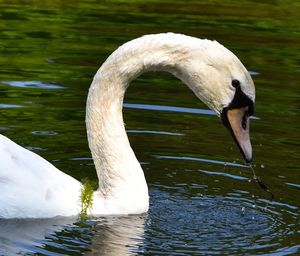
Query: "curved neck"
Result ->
[[85, 34, 210, 211]]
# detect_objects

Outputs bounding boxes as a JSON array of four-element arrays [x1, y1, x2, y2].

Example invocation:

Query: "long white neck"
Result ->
[[85, 33, 219, 214]]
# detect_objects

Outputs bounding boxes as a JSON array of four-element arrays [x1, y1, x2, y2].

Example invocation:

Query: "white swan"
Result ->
[[0, 33, 255, 218]]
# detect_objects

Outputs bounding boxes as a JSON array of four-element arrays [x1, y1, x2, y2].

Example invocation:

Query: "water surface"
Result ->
[[0, 0, 299, 255]]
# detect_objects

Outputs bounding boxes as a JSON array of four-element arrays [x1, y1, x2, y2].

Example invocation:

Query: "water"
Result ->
[[0, 0, 299, 255]]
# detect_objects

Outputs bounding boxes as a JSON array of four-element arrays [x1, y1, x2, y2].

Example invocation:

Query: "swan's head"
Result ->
[[181, 40, 255, 162]]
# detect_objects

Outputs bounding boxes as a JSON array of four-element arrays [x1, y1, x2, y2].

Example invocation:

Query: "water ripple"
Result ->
[[31, 131, 58, 136], [124, 103, 260, 119], [127, 129, 184, 136], [147, 188, 299, 255], [0, 189, 298, 255], [124, 103, 216, 116], [286, 182, 300, 189], [0, 104, 24, 109], [2, 81, 65, 89], [154, 154, 249, 168], [199, 169, 248, 181]]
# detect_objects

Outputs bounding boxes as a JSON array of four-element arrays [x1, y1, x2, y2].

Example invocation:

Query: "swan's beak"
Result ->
[[222, 106, 252, 163]]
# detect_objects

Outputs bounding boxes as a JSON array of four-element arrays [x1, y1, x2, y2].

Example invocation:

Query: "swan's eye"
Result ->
[[231, 79, 240, 88]]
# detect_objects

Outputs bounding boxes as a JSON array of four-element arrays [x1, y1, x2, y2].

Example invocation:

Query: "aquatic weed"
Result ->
[[79, 178, 96, 220]]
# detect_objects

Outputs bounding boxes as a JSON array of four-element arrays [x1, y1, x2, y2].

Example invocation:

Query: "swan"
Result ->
[[0, 33, 255, 218]]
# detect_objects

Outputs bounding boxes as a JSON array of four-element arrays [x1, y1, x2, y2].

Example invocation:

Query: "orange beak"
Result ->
[[222, 106, 252, 162]]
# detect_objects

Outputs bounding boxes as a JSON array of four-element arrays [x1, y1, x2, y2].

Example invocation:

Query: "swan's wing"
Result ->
[[0, 134, 81, 218]]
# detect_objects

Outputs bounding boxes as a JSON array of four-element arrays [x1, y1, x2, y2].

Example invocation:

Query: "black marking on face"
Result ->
[[222, 84, 254, 124], [221, 86, 254, 163]]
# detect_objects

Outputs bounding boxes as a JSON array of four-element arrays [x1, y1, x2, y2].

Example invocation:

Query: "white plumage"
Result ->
[[0, 33, 255, 218], [0, 135, 81, 218]]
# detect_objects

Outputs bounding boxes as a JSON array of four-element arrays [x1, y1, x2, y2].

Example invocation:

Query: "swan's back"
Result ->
[[0, 135, 81, 218]]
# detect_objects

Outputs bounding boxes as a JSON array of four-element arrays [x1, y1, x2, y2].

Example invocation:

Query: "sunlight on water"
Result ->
[[127, 129, 185, 136], [198, 169, 248, 181], [0, 104, 23, 109], [155, 155, 249, 168], [2, 81, 65, 89], [124, 103, 217, 116], [124, 103, 260, 119]]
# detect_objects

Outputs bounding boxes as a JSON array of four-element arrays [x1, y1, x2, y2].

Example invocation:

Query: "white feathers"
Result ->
[[0, 33, 255, 218], [0, 135, 81, 218]]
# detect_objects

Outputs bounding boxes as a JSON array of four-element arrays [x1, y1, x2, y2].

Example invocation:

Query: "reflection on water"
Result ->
[[0, 217, 78, 255], [88, 216, 146, 256], [0, 216, 146, 255], [0, 0, 299, 255], [0, 104, 23, 109], [124, 103, 217, 116], [2, 81, 65, 89], [155, 155, 249, 168], [1, 189, 298, 255], [124, 103, 260, 119]]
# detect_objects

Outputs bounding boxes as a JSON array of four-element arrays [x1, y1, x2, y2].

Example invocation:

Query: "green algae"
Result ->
[[79, 179, 96, 220]]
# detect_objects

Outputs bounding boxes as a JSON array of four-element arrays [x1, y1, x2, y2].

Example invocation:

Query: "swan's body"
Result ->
[[0, 33, 255, 218], [0, 135, 81, 218]]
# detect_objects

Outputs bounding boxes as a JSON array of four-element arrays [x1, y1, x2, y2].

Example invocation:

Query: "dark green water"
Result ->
[[0, 0, 299, 255]]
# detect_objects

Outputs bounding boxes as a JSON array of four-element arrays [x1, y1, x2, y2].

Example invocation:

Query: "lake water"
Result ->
[[0, 0, 299, 255]]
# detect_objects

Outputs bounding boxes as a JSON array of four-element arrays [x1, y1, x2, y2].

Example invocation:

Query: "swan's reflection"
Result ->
[[0, 214, 146, 255], [0, 217, 77, 255], [87, 214, 146, 256]]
